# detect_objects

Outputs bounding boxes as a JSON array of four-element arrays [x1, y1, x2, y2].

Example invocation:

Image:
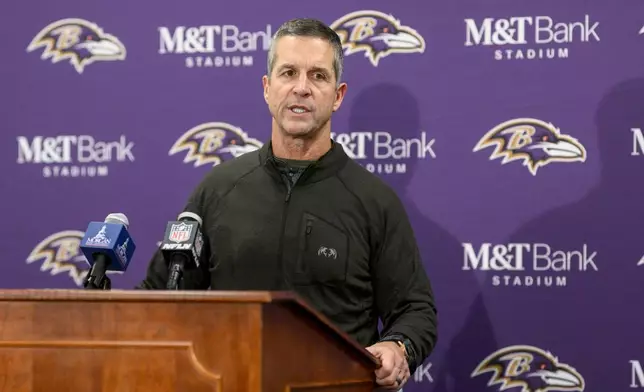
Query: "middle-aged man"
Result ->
[[137, 17, 438, 390]]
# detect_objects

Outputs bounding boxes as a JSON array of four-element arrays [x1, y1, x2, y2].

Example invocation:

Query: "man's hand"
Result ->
[[366, 341, 410, 390]]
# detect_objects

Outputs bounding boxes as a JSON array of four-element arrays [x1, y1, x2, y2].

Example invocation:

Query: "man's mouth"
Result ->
[[288, 105, 310, 114]]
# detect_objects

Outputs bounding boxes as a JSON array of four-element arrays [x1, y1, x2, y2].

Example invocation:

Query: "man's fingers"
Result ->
[[368, 342, 410, 390], [379, 363, 406, 386], [374, 351, 395, 379], [367, 347, 390, 379], [365, 346, 381, 357], [376, 358, 407, 382], [376, 357, 410, 389]]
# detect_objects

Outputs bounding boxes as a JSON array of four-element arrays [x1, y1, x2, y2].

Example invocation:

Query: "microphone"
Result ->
[[80, 213, 136, 290], [160, 211, 205, 290]]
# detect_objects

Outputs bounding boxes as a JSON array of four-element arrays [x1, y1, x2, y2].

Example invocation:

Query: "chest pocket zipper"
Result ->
[[296, 218, 314, 274]]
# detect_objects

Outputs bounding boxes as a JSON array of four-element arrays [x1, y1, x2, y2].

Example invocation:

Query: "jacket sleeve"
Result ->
[[135, 180, 213, 291], [372, 195, 438, 373]]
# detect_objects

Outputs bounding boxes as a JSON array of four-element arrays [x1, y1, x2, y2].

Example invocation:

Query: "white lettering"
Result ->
[[42, 165, 108, 178], [632, 128, 644, 156], [17, 135, 133, 165], [17, 135, 132, 178], [466, 15, 598, 62], [373, 132, 436, 159], [363, 163, 407, 174], [534, 15, 599, 44], [17, 136, 76, 164], [413, 363, 433, 383], [332, 132, 372, 159], [159, 25, 272, 55], [464, 17, 532, 46], [77, 135, 134, 163], [186, 55, 254, 68], [466, 15, 598, 47], [494, 47, 569, 60], [630, 360, 644, 387], [161, 243, 192, 250], [466, 243, 597, 287], [462, 243, 528, 271], [332, 132, 436, 160], [532, 244, 598, 271], [159, 26, 186, 54], [491, 275, 567, 287], [221, 25, 272, 52], [158, 26, 220, 54]]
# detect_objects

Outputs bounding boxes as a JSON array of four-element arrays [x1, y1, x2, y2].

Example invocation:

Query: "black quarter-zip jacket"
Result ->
[[137, 140, 438, 372]]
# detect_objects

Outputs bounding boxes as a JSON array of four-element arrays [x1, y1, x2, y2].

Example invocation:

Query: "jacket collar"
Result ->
[[259, 139, 349, 185]]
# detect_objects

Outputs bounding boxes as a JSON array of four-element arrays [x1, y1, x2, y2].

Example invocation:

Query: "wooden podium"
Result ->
[[0, 290, 380, 392]]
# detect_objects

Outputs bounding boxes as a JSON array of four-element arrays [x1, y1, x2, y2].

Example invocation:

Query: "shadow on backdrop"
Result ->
[[484, 77, 644, 390], [347, 83, 497, 392]]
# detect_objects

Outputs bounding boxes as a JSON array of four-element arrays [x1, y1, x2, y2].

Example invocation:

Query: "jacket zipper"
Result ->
[[305, 219, 313, 253], [296, 218, 313, 274], [276, 173, 293, 288], [275, 164, 312, 288]]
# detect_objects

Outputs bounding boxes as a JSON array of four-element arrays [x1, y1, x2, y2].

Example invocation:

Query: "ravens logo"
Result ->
[[473, 118, 586, 176], [329, 10, 425, 67], [25, 230, 90, 287], [27, 18, 126, 74], [472, 345, 584, 392], [317, 246, 338, 259], [169, 122, 263, 168]]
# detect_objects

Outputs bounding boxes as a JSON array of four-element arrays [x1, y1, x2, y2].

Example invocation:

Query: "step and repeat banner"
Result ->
[[2, 0, 644, 390]]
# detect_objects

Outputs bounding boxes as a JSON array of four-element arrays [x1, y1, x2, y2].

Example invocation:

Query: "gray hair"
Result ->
[[266, 18, 344, 85]]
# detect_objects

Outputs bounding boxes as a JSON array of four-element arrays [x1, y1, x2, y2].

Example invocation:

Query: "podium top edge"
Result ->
[[0, 289, 297, 303], [0, 289, 382, 368]]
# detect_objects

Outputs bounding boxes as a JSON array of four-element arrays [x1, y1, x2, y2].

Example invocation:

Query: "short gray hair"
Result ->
[[267, 18, 344, 85]]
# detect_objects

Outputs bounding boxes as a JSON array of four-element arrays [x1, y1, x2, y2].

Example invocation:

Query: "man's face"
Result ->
[[262, 36, 347, 138]]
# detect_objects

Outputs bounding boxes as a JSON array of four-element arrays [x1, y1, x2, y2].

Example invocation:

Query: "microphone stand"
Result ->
[[83, 254, 112, 290], [84, 275, 111, 290], [166, 260, 185, 290]]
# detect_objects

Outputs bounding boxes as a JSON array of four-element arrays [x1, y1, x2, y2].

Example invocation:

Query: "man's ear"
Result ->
[[262, 75, 269, 103], [332, 82, 348, 112]]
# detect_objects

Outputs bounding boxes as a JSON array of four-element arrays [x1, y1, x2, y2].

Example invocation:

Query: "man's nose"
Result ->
[[293, 75, 311, 96]]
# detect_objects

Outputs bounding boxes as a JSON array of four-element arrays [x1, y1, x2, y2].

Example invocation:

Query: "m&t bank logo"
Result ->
[[464, 15, 599, 61], [462, 243, 598, 288]]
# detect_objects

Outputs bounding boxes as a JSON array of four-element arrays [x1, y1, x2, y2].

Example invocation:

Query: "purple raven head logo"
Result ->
[[472, 345, 585, 392], [169, 122, 263, 168], [473, 118, 586, 176], [25, 230, 89, 286], [27, 18, 126, 74], [329, 10, 425, 67]]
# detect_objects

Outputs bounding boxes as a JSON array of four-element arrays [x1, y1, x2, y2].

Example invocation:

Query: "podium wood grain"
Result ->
[[0, 290, 378, 392]]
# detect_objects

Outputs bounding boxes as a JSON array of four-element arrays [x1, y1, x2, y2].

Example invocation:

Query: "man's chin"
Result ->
[[279, 124, 317, 138]]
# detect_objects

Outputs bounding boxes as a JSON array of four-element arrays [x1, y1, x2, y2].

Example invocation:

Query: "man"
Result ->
[[138, 17, 437, 390]]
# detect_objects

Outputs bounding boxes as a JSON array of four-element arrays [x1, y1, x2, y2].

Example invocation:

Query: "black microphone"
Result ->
[[160, 212, 204, 290]]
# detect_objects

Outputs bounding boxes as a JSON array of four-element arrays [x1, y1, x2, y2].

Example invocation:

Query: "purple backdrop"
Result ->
[[2, 0, 644, 390]]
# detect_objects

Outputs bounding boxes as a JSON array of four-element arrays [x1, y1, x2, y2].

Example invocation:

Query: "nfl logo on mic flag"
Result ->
[[161, 220, 201, 252], [160, 218, 204, 267], [169, 222, 192, 243]]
